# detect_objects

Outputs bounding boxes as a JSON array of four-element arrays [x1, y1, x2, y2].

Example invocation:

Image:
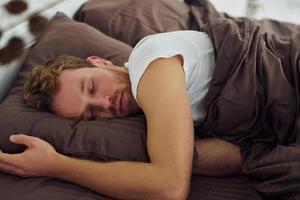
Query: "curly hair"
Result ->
[[24, 55, 96, 111]]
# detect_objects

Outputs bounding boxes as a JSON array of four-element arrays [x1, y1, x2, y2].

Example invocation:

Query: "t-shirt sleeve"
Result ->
[[125, 33, 196, 101]]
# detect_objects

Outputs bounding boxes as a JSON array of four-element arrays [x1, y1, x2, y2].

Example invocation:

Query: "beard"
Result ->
[[109, 68, 142, 118]]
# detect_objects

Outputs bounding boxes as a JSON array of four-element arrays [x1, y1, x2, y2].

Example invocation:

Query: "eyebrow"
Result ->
[[78, 78, 94, 121], [80, 78, 84, 95], [79, 78, 86, 120]]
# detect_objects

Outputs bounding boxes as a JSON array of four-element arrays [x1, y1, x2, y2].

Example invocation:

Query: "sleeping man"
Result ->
[[0, 30, 242, 200], [0, 18, 299, 200]]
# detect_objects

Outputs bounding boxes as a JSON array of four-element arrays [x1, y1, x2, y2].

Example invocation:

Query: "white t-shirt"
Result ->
[[125, 30, 215, 124]]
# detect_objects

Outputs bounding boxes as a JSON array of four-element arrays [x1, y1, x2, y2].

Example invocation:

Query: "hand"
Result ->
[[0, 134, 60, 177]]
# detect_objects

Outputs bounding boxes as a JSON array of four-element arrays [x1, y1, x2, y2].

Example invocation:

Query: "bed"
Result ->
[[0, 0, 299, 199]]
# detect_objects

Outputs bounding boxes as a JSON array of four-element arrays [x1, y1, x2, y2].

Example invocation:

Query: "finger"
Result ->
[[0, 150, 20, 166], [0, 161, 19, 176], [0, 161, 27, 177], [0, 163, 16, 175], [9, 134, 37, 147]]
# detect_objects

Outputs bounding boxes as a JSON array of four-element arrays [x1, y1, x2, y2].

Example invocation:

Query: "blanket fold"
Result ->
[[198, 18, 300, 199]]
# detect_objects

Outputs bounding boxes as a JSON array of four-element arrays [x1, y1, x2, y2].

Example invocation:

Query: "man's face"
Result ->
[[50, 57, 142, 120]]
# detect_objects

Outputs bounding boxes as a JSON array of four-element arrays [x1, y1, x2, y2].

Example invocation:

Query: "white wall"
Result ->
[[210, 0, 300, 24]]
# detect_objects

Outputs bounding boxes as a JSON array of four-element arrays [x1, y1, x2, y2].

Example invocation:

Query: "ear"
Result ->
[[86, 56, 128, 74], [86, 56, 113, 67]]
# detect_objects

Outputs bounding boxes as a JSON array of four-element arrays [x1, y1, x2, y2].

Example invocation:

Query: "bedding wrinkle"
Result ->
[[199, 17, 300, 198]]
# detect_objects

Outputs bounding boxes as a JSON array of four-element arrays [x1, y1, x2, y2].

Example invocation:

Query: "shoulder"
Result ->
[[127, 31, 207, 68], [125, 31, 212, 101], [137, 55, 186, 112]]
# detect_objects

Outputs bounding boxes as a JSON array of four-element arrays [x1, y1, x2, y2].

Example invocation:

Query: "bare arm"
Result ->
[[0, 55, 194, 200], [192, 138, 242, 176], [136, 55, 194, 198]]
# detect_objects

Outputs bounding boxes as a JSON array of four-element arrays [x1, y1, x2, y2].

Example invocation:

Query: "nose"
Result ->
[[102, 96, 112, 111], [90, 95, 112, 112]]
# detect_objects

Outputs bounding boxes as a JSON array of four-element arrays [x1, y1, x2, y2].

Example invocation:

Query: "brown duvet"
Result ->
[[197, 18, 300, 199], [0, 172, 263, 200]]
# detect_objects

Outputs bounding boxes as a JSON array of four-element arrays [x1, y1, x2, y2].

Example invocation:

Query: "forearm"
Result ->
[[52, 154, 185, 200], [192, 138, 242, 176]]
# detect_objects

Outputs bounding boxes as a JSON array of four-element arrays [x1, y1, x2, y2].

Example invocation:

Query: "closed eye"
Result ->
[[89, 79, 96, 96]]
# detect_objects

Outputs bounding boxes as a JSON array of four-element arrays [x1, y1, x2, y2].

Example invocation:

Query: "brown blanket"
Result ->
[[196, 17, 300, 199]]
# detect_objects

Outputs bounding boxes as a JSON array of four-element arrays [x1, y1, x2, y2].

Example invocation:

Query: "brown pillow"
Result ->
[[0, 13, 149, 162], [74, 0, 190, 46]]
